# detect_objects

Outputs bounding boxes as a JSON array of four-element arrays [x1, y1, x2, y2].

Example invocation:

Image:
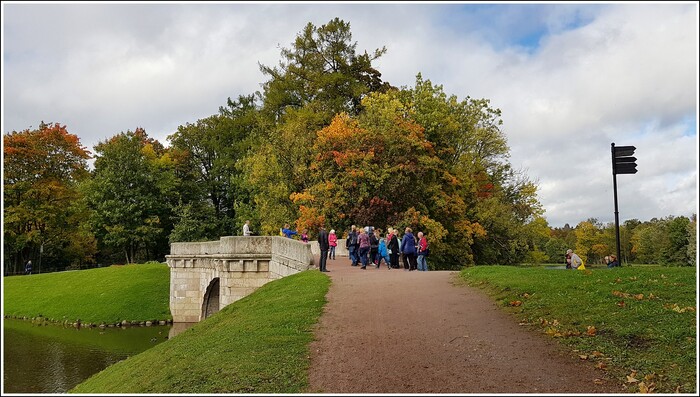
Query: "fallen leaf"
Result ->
[[644, 373, 656, 381], [593, 378, 604, 385], [676, 386, 681, 393], [617, 301, 626, 308], [522, 293, 530, 298], [509, 300, 522, 307], [639, 381, 655, 393], [638, 382, 648, 393], [579, 354, 589, 360], [552, 319, 560, 327], [586, 326, 597, 336], [615, 277, 622, 283], [595, 362, 608, 370], [648, 293, 656, 299], [629, 276, 638, 281], [627, 371, 639, 383], [591, 351, 605, 357], [634, 294, 644, 300]]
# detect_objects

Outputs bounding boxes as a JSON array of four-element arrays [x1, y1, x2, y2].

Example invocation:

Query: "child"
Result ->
[[377, 235, 391, 269], [301, 229, 309, 243]]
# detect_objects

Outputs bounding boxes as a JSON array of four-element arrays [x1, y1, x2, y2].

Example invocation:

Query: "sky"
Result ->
[[2, 1, 698, 228]]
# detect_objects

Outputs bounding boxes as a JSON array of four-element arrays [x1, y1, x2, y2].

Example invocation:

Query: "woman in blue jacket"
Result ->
[[400, 227, 418, 271]]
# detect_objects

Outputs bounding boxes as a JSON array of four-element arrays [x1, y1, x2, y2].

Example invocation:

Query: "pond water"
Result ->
[[3, 318, 173, 393]]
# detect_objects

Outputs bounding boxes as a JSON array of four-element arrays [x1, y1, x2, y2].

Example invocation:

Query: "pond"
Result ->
[[3, 318, 178, 393]]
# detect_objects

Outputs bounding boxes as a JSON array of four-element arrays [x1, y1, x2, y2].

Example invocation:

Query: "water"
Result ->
[[3, 318, 172, 393]]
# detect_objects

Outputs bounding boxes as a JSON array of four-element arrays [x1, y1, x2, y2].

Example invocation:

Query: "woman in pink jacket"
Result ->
[[328, 229, 338, 260]]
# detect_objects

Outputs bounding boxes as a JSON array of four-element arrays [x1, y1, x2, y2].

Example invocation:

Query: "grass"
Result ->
[[460, 265, 697, 394], [3, 263, 171, 324], [70, 270, 330, 394]]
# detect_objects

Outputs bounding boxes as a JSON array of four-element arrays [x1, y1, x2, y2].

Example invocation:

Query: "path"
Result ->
[[307, 256, 622, 394]]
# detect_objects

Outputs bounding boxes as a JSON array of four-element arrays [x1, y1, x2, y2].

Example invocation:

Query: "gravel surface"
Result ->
[[307, 256, 623, 394]]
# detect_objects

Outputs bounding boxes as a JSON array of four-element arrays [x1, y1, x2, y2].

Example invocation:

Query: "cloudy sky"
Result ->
[[2, 2, 698, 228]]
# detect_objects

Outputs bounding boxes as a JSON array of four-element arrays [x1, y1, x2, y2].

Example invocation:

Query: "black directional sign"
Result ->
[[613, 145, 637, 175], [611, 142, 637, 267]]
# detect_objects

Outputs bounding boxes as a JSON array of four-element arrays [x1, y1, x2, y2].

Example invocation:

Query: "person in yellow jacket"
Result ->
[[566, 249, 585, 270]]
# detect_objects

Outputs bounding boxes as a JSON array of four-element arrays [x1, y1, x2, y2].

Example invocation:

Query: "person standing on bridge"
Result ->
[[243, 220, 252, 236], [318, 226, 330, 272], [282, 224, 298, 239]]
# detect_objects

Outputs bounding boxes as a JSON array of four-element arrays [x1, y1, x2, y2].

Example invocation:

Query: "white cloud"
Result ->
[[2, 2, 697, 228]]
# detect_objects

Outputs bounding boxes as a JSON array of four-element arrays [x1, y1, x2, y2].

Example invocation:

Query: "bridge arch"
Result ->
[[201, 277, 220, 319]]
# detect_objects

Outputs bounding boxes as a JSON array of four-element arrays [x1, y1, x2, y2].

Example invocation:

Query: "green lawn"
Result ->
[[460, 265, 697, 394], [3, 263, 171, 324], [70, 270, 330, 393]]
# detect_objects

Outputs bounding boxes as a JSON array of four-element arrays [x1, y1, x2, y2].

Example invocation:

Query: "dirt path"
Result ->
[[307, 256, 623, 394]]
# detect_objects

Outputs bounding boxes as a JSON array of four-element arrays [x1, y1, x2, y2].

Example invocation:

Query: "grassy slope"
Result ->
[[3, 263, 171, 324], [460, 266, 697, 394], [70, 270, 330, 394]]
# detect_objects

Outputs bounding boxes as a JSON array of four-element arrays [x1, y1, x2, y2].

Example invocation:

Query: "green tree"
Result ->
[[83, 129, 173, 264], [259, 17, 389, 121]]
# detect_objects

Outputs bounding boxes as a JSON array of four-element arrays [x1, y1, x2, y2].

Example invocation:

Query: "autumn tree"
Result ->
[[3, 122, 95, 273]]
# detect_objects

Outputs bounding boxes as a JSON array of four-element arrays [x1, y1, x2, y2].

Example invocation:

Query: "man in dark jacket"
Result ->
[[346, 225, 359, 266], [318, 226, 330, 272]]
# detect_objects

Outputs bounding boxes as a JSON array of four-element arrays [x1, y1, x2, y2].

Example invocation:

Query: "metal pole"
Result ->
[[611, 143, 622, 266]]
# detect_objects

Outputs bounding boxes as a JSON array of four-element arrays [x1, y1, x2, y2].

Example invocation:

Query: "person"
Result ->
[[24, 260, 32, 275], [301, 229, 309, 243], [387, 228, 400, 269], [243, 220, 252, 236], [282, 224, 298, 239], [565, 252, 572, 269], [318, 226, 330, 272], [567, 249, 583, 270], [346, 225, 359, 266], [607, 254, 620, 268], [401, 227, 418, 271], [357, 228, 371, 270], [377, 232, 391, 269], [369, 228, 380, 266], [328, 229, 337, 260], [416, 231, 429, 271]]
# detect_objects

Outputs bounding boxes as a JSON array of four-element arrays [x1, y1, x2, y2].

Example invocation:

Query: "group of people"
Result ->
[[245, 221, 430, 273], [344, 225, 429, 271], [565, 249, 620, 269]]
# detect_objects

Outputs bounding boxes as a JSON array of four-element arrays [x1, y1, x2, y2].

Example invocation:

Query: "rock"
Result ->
[[145, 321, 152, 326]]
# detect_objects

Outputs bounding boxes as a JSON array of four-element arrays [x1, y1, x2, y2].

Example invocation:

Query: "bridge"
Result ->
[[165, 236, 314, 323]]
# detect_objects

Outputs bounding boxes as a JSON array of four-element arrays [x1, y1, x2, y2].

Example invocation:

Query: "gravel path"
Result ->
[[306, 256, 622, 394]]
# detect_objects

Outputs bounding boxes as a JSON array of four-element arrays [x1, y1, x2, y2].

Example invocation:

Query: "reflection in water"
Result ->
[[3, 319, 171, 393]]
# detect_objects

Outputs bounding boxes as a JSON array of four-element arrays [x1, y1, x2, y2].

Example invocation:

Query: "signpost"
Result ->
[[611, 143, 637, 266]]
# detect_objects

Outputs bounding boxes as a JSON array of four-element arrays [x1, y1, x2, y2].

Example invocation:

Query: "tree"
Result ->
[[3, 122, 94, 273], [83, 128, 173, 263], [259, 17, 390, 121]]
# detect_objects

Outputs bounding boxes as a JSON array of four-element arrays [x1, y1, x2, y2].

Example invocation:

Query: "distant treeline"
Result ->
[[3, 18, 696, 274]]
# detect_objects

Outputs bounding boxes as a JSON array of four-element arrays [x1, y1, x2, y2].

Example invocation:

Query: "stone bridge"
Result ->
[[165, 236, 314, 323]]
